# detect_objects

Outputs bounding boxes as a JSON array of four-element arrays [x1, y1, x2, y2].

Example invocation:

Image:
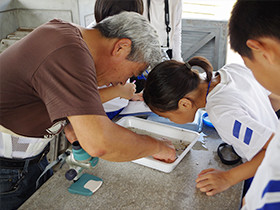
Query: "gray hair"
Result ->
[[93, 11, 161, 68]]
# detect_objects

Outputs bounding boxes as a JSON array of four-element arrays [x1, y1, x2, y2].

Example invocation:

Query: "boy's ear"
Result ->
[[246, 39, 262, 51], [246, 39, 274, 64], [112, 38, 132, 58], [178, 98, 192, 111]]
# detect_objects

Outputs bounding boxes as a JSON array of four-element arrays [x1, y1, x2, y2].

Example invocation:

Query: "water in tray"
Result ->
[[126, 127, 190, 156]]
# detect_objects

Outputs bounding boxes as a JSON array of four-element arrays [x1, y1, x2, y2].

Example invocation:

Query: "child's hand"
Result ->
[[130, 92, 143, 101], [195, 168, 231, 196], [118, 83, 136, 99]]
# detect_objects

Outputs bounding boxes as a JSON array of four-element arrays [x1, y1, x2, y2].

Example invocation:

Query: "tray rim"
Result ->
[[115, 116, 201, 173]]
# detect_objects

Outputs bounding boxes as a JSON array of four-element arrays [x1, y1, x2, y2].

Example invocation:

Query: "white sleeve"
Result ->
[[208, 107, 274, 161], [242, 125, 280, 209], [170, 0, 182, 61], [264, 87, 271, 96]]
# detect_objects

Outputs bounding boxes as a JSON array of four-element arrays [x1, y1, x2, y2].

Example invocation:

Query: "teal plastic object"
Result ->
[[90, 157, 99, 167], [72, 147, 91, 161], [202, 112, 215, 128], [68, 173, 103, 196]]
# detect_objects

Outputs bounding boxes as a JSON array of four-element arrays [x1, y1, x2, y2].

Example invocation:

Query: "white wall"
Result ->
[[0, 0, 18, 39], [0, 0, 95, 39]]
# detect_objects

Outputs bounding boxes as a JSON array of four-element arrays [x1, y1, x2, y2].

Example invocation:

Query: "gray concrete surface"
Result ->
[[19, 125, 243, 210]]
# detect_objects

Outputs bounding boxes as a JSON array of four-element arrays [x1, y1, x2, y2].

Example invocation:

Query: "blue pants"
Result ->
[[0, 156, 53, 210], [243, 177, 254, 198]]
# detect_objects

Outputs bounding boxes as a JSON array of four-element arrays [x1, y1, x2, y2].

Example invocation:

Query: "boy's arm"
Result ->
[[99, 83, 136, 103], [195, 133, 274, 196]]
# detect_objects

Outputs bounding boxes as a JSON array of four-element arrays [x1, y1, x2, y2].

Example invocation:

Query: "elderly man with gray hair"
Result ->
[[0, 11, 176, 209]]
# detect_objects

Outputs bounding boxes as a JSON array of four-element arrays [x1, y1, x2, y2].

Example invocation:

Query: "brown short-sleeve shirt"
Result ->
[[0, 19, 105, 137]]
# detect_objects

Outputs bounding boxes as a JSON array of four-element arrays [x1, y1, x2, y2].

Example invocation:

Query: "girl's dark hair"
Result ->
[[143, 56, 213, 112], [94, 0, 144, 23]]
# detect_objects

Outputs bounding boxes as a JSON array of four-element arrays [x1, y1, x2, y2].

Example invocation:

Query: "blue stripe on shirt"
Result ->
[[262, 180, 280, 198], [233, 120, 241, 139], [244, 127, 253, 145], [257, 202, 280, 210]]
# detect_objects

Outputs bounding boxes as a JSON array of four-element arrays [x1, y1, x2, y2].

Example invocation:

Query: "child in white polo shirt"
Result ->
[[228, 0, 280, 209], [143, 56, 279, 196]]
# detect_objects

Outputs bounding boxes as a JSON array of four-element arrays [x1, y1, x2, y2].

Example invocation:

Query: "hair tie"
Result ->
[[184, 62, 192, 70]]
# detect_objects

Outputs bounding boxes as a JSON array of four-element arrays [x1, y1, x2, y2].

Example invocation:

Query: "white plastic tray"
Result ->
[[116, 116, 200, 173], [147, 108, 204, 132]]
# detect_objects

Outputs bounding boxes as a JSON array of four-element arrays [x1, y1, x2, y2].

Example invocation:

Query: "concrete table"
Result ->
[[20, 125, 243, 210]]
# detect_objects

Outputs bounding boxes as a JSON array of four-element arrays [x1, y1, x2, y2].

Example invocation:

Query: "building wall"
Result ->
[[0, 0, 95, 39]]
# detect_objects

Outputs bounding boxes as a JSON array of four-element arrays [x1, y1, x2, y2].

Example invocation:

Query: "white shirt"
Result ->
[[143, 0, 183, 61], [206, 64, 278, 161], [242, 121, 280, 210]]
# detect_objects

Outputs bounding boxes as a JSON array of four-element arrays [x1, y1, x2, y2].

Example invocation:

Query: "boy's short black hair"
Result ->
[[229, 0, 280, 59]]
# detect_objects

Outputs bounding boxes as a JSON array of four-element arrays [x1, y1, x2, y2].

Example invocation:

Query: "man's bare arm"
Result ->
[[67, 114, 176, 162]]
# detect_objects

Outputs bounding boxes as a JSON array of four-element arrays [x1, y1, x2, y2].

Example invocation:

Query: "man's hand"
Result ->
[[195, 168, 232, 196], [152, 140, 176, 163]]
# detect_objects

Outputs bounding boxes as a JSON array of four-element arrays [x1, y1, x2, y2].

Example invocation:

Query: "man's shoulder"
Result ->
[[30, 20, 85, 55], [36, 19, 81, 42]]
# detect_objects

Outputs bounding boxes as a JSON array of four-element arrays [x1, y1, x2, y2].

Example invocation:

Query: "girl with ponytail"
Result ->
[[143, 56, 213, 123], [143, 57, 278, 197]]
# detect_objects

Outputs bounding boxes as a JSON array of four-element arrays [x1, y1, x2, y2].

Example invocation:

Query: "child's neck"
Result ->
[[195, 74, 221, 108]]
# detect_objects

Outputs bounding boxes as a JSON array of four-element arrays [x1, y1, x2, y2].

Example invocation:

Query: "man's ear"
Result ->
[[246, 39, 274, 64], [112, 38, 132, 58], [178, 98, 192, 111]]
